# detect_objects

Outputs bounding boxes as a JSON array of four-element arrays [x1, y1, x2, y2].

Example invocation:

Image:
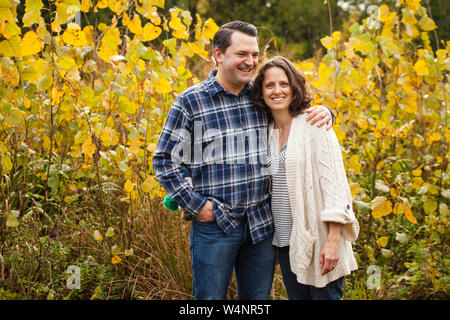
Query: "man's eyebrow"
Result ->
[[235, 50, 260, 55]]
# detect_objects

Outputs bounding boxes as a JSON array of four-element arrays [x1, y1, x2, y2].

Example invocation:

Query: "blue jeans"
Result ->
[[277, 246, 344, 300], [190, 217, 276, 300]]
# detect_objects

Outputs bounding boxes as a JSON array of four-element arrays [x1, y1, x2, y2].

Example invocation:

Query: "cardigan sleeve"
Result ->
[[311, 126, 359, 242]]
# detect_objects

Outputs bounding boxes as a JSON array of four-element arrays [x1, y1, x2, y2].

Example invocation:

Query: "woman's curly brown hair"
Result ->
[[251, 56, 312, 118]]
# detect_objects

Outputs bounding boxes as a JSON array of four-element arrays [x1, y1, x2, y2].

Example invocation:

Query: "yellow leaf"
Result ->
[[0, 35, 21, 57], [152, 0, 165, 8], [0, 21, 21, 39], [376, 160, 385, 171], [81, 0, 92, 13], [98, 27, 121, 63], [169, 9, 188, 39], [127, 15, 143, 35], [413, 59, 429, 76], [154, 77, 173, 94], [147, 143, 157, 153], [350, 182, 360, 196], [202, 18, 219, 40], [0, 0, 14, 21], [418, 16, 437, 31], [405, 0, 421, 11], [51, 87, 64, 105], [55, 0, 80, 25], [404, 202, 417, 224], [100, 127, 119, 147], [1, 155, 13, 172], [124, 179, 134, 193], [318, 62, 332, 80], [371, 196, 392, 219], [363, 57, 374, 71], [377, 236, 389, 248], [93, 230, 103, 241], [62, 22, 89, 47], [42, 135, 51, 151], [320, 31, 341, 50], [357, 117, 368, 130], [412, 168, 422, 177], [413, 137, 422, 147], [111, 255, 122, 264], [141, 176, 156, 193], [23, 0, 43, 27], [143, 22, 162, 41], [108, 0, 124, 15], [81, 135, 96, 161], [95, 0, 108, 9], [58, 55, 76, 69], [426, 132, 441, 144], [393, 201, 405, 215], [412, 177, 425, 189], [348, 154, 361, 172], [106, 116, 115, 128], [378, 4, 390, 22]]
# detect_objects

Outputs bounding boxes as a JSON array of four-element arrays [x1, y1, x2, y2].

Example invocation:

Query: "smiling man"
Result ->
[[153, 21, 334, 300]]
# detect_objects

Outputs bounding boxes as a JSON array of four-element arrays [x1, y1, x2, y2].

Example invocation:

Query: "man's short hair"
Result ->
[[213, 21, 258, 53]]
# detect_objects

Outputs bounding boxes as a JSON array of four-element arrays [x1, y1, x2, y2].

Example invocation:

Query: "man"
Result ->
[[152, 21, 334, 300]]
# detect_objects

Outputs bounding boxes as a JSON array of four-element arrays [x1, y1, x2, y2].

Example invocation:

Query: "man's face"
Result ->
[[214, 31, 259, 94]]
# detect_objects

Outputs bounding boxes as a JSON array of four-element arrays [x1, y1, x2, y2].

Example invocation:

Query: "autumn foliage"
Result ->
[[0, 0, 448, 299]]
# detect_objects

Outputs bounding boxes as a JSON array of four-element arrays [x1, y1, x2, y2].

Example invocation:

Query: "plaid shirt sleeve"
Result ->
[[152, 95, 208, 215]]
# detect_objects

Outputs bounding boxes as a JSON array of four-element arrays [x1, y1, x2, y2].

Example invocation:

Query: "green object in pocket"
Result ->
[[163, 195, 179, 211]]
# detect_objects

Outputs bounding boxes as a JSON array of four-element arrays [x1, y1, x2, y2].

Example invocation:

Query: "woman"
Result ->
[[251, 56, 359, 300]]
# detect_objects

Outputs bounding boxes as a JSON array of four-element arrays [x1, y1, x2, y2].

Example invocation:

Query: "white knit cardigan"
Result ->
[[268, 113, 360, 288]]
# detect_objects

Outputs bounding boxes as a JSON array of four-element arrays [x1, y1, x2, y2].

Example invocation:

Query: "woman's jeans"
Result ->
[[190, 217, 276, 300], [276, 246, 344, 300]]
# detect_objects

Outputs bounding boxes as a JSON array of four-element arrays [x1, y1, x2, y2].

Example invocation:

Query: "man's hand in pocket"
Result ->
[[195, 200, 215, 222]]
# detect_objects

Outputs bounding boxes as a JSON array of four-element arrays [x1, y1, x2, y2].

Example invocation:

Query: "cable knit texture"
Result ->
[[269, 114, 359, 288]]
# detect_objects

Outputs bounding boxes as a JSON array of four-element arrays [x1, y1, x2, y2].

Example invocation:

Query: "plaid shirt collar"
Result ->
[[206, 69, 252, 97]]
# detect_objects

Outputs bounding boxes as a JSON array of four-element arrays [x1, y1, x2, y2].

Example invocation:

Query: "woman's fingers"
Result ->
[[321, 249, 339, 275]]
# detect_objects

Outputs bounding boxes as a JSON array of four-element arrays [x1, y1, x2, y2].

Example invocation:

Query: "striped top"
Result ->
[[268, 130, 293, 247]]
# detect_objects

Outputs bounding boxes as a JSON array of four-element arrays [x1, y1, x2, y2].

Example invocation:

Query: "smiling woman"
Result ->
[[251, 56, 359, 300], [262, 67, 293, 114]]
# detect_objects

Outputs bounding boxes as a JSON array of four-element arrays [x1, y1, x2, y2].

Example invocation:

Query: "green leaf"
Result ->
[[111, 245, 120, 255], [48, 175, 59, 191], [423, 199, 437, 214], [106, 227, 115, 237], [6, 216, 19, 228]]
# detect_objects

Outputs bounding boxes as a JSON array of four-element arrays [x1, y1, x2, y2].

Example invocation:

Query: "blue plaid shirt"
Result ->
[[153, 69, 273, 244]]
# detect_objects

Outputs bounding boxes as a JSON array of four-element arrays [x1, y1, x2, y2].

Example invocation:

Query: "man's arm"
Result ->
[[152, 97, 208, 216], [305, 105, 335, 130]]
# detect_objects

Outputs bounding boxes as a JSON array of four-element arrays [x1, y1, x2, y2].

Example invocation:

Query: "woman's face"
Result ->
[[262, 67, 293, 113]]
